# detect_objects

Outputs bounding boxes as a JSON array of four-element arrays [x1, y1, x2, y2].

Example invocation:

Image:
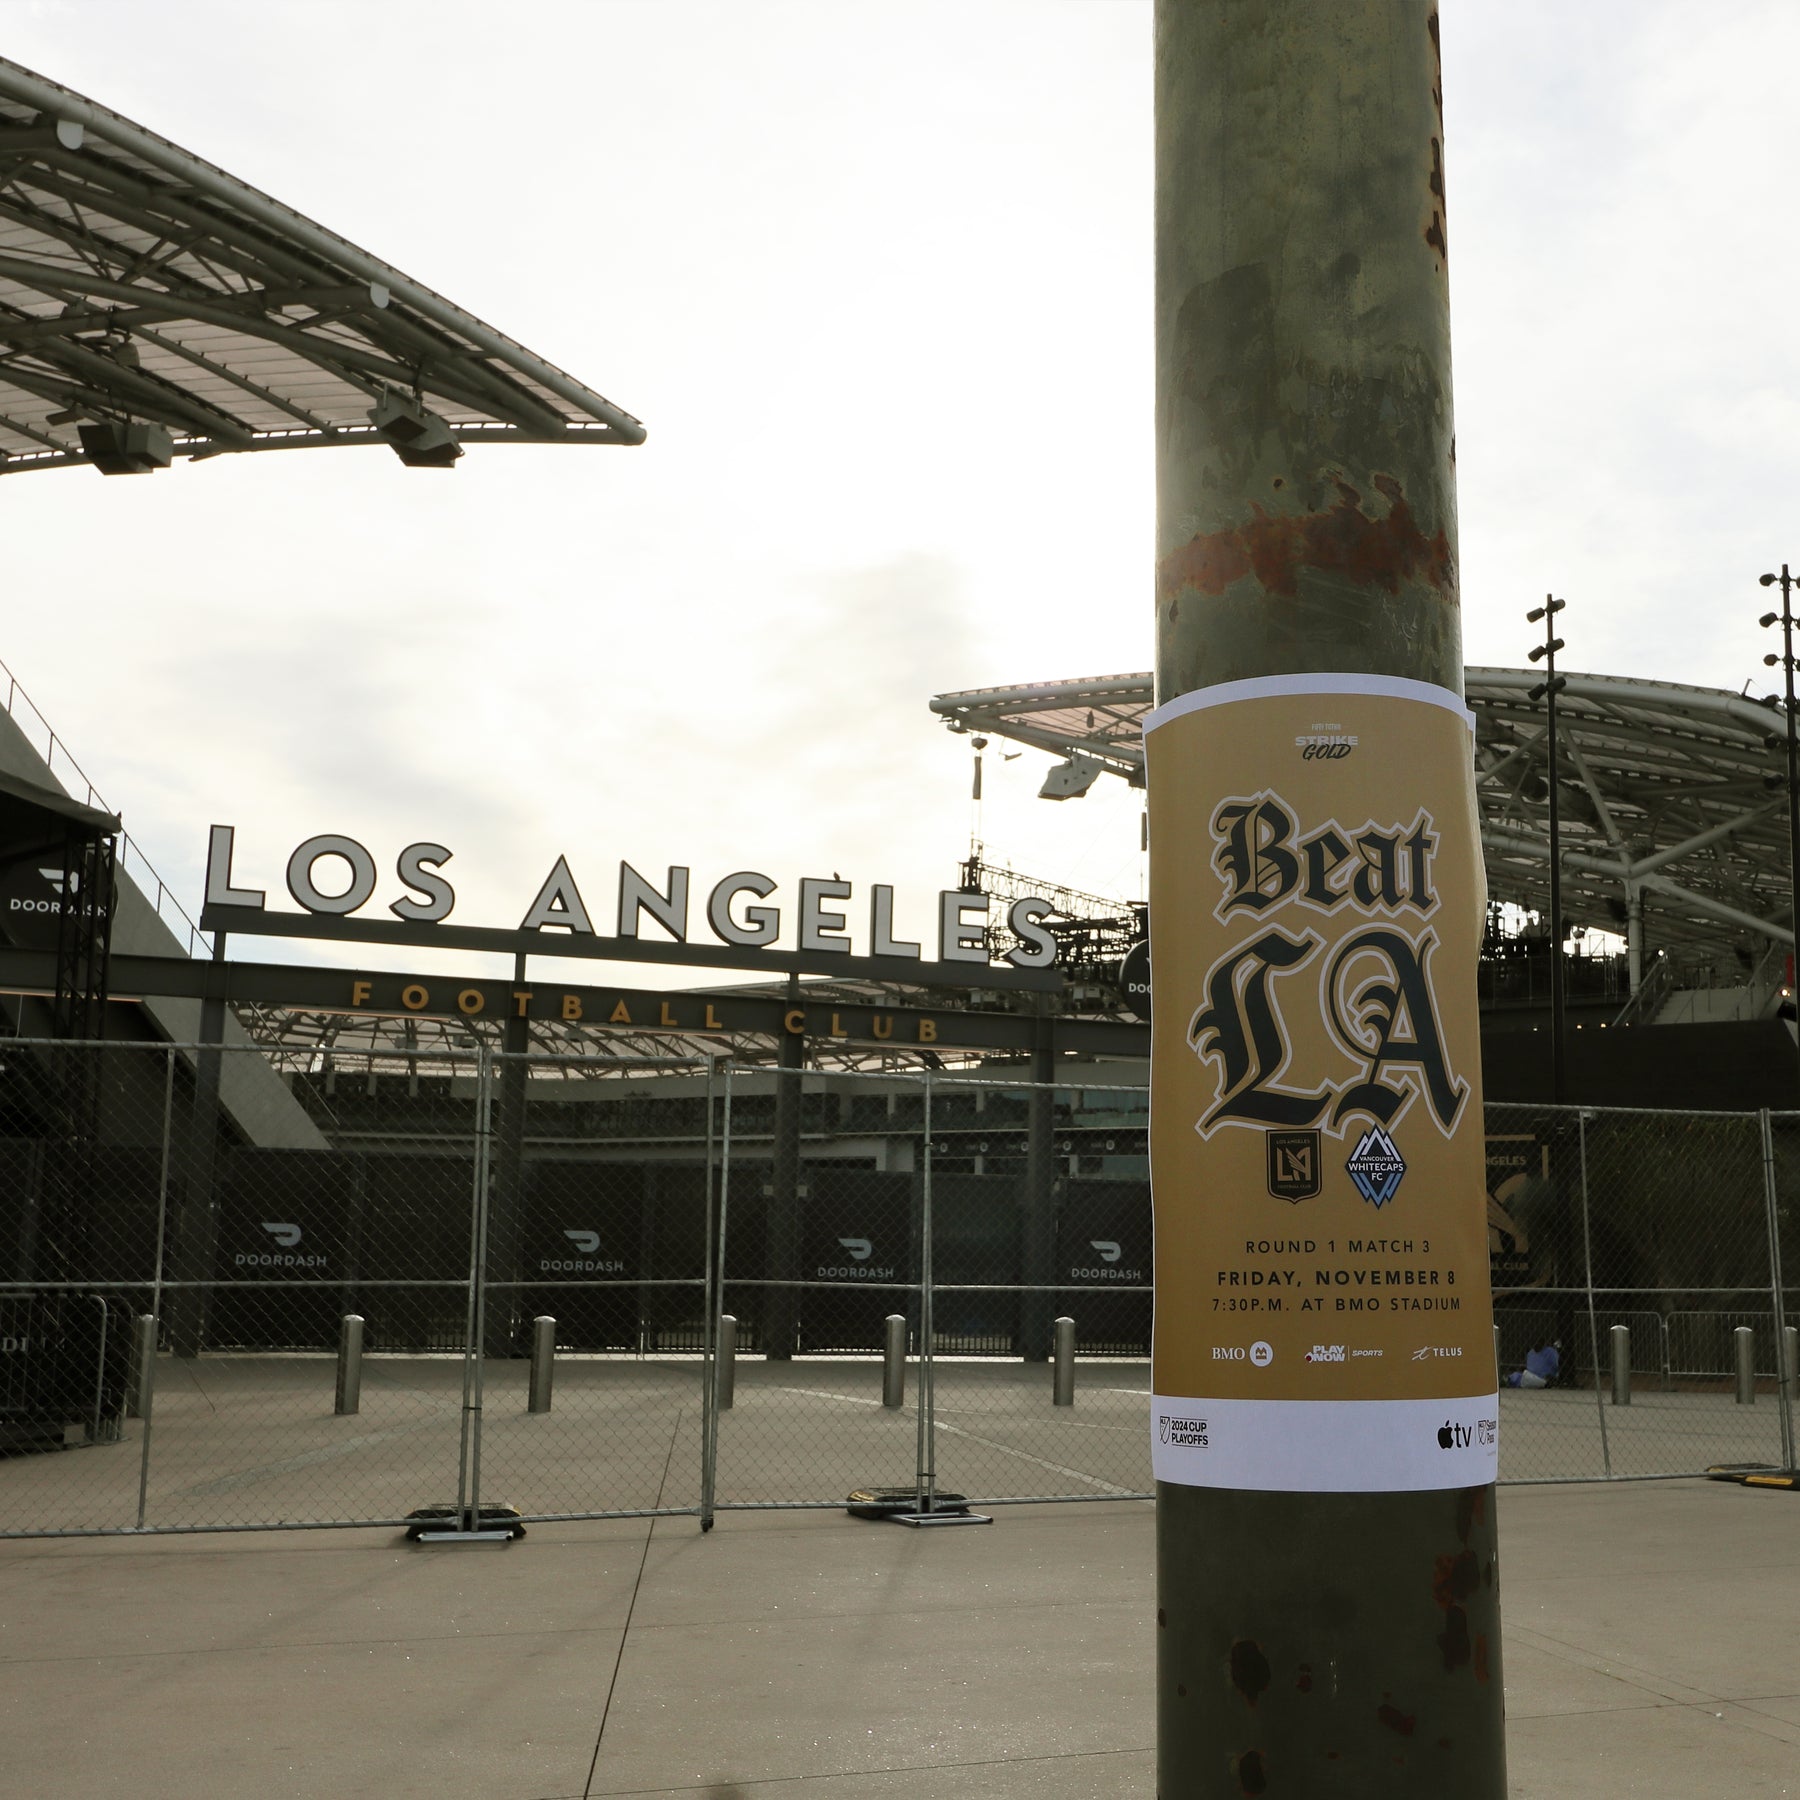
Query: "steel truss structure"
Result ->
[[0, 59, 643, 475], [932, 668, 1800, 976]]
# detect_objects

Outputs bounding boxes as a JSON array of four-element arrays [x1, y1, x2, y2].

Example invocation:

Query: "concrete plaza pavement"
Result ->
[[3, 1479, 1799, 1798]]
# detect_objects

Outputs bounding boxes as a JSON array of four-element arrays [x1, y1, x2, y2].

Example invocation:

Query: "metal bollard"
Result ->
[[883, 1314, 907, 1409], [1053, 1315, 1076, 1407], [528, 1315, 556, 1414], [1610, 1324, 1631, 1406], [335, 1314, 365, 1416], [126, 1313, 157, 1421], [1735, 1325, 1756, 1405], [717, 1314, 737, 1411]]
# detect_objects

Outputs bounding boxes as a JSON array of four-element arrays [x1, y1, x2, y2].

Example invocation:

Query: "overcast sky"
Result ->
[[3, 1, 1796, 983]]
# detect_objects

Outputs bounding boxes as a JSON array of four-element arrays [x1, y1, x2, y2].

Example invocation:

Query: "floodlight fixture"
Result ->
[[1039, 753, 1103, 801], [368, 391, 463, 468], [1763, 612, 1780, 628], [77, 420, 174, 475]]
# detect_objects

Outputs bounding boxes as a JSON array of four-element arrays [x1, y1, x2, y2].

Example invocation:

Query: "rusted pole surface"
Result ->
[[1152, 5, 1505, 1794]]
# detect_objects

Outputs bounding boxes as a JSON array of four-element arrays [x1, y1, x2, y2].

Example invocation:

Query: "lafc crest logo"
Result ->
[[1189, 790, 1467, 1143], [1266, 1130, 1321, 1202]]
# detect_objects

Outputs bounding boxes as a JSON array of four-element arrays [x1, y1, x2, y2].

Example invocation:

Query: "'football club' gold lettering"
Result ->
[[609, 999, 632, 1024], [457, 988, 484, 1016], [660, 1002, 679, 1027], [351, 980, 372, 1007], [783, 1008, 805, 1035], [401, 984, 428, 1011], [562, 994, 583, 1021], [871, 1014, 893, 1039], [705, 1004, 722, 1029], [512, 990, 532, 1017], [918, 1019, 938, 1043]]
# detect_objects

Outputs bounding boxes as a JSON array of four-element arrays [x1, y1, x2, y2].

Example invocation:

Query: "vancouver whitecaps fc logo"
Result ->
[[1186, 790, 1467, 1163], [1345, 1126, 1406, 1207]]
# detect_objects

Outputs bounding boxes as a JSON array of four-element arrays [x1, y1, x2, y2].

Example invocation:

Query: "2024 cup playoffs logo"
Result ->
[[1187, 790, 1468, 1161]]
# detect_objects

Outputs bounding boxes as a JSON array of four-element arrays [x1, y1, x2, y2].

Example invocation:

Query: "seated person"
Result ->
[[1506, 1339, 1560, 1388]]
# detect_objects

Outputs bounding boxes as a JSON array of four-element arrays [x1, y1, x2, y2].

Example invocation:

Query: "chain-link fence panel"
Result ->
[[1759, 1107, 1799, 1464], [471, 1052, 713, 1522], [709, 1067, 925, 1509], [922, 1076, 1151, 1506], [132, 1045, 481, 1531], [13, 1034, 1800, 1541], [1, 1042, 177, 1533], [1485, 1103, 1610, 1482], [1487, 1103, 1788, 1482]]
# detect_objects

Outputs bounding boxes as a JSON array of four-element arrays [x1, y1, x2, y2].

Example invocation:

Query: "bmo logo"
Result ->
[[1211, 1341, 1275, 1367]]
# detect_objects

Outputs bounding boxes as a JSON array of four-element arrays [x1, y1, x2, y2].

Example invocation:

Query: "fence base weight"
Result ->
[[403, 1504, 526, 1543]]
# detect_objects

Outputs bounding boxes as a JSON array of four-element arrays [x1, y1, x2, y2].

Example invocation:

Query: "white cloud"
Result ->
[[0, 1, 1790, 953]]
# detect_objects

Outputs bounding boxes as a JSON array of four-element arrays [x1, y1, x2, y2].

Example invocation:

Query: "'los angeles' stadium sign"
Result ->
[[202, 826, 1060, 973]]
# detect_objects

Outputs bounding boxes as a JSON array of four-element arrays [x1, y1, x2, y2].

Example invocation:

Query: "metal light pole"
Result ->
[[1527, 598, 1568, 1105], [1758, 565, 1800, 1090], [1153, 6, 1504, 1794]]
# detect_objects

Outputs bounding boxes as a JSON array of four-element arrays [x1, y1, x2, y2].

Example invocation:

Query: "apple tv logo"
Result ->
[[1436, 1420, 1473, 1450]]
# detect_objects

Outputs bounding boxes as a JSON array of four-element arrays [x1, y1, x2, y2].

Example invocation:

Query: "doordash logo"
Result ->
[[818, 1237, 894, 1280], [538, 1228, 624, 1274], [233, 1221, 324, 1269]]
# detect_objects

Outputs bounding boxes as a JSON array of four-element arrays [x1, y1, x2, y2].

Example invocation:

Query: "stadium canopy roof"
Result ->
[[930, 669, 1798, 966], [0, 59, 643, 475]]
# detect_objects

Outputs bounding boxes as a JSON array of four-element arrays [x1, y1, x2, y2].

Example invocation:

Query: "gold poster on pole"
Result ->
[[1147, 675, 1498, 1491]]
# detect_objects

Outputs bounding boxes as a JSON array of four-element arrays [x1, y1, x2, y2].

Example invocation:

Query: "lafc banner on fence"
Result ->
[[1146, 674, 1499, 1491]]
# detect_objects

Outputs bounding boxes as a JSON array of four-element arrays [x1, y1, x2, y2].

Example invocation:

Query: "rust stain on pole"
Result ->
[[1158, 473, 1454, 608]]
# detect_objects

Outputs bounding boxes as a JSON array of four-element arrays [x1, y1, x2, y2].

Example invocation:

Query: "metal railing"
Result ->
[[0, 656, 210, 956]]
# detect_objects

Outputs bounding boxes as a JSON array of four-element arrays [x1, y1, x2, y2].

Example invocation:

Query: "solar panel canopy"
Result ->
[[0, 58, 643, 474]]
